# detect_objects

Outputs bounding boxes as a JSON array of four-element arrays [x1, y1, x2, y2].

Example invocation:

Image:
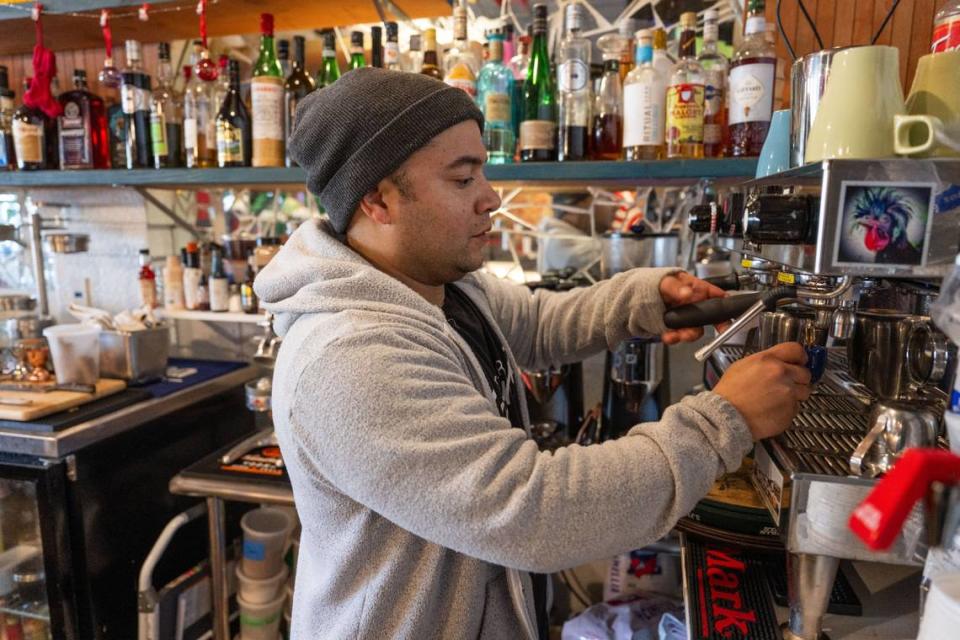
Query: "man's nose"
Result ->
[[477, 176, 501, 215]]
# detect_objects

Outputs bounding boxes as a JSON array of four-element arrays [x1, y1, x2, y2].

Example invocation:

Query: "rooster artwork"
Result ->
[[840, 186, 929, 266]]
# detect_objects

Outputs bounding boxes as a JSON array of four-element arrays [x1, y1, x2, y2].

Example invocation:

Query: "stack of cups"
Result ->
[[918, 573, 960, 639], [238, 508, 294, 640]]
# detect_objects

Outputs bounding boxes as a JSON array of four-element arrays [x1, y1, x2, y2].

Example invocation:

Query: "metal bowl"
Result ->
[[0, 292, 36, 313]]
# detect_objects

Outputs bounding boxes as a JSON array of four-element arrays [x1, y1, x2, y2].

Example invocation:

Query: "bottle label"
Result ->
[[932, 18, 960, 52], [217, 121, 245, 164], [251, 76, 284, 166], [205, 118, 218, 152], [184, 117, 198, 151], [745, 16, 766, 36], [623, 82, 664, 147], [121, 84, 150, 115], [12, 119, 43, 164], [150, 111, 168, 157], [445, 64, 477, 97], [385, 43, 400, 66], [0, 96, 13, 114], [557, 59, 589, 93], [665, 83, 705, 145], [209, 279, 230, 311], [520, 119, 556, 151], [729, 63, 774, 125], [59, 101, 92, 167], [485, 92, 512, 124]]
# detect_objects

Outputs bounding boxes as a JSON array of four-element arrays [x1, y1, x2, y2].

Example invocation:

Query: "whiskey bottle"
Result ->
[[215, 60, 252, 167], [699, 9, 729, 157], [58, 69, 109, 169], [728, 0, 776, 157], [13, 79, 55, 171], [665, 12, 705, 159], [251, 13, 285, 167]]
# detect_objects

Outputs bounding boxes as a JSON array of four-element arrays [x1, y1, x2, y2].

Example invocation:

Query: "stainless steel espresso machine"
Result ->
[[674, 158, 960, 639]]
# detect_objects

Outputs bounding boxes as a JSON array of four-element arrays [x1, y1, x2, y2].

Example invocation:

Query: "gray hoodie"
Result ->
[[256, 219, 753, 639]]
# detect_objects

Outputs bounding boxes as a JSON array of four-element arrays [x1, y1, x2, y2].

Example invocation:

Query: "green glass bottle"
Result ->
[[349, 31, 366, 70], [318, 32, 341, 88], [520, 3, 557, 162], [252, 12, 284, 167]]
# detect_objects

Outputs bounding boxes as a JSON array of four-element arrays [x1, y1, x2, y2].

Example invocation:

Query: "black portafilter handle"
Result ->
[[663, 286, 796, 330], [702, 272, 742, 291]]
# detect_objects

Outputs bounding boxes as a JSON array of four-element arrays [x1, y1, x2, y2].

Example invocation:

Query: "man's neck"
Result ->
[[345, 233, 445, 306]]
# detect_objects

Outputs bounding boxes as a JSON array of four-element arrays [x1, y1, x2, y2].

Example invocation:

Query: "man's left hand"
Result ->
[[658, 271, 727, 345]]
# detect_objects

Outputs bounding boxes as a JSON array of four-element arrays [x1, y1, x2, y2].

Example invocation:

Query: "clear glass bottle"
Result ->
[[120, 39, 152, 168], [213, 54, 230, 114], [421, 29, 443, 80], [623, 29, 665, 160], [350, 31, 366, 70], [58, 69, 109, 169], [592, 52, 622, 160], [665, 13, 705, 159], [150, 42, 183, 168], [728, 0, 776, 157], [557, 2, 591, 162], [444, 0, 479, 97], [186, 41, 216, 168], [520, 4, 556, 162], [509, 26, 531, 143], [318, 32, 341, 88], [384, 22, 401, 71], [251, 13, 285, 167], [652, 28, 674, 85], [699, 9, 728, 158], [477, 30, 515, 164], [284, 35, 315, 167], [597, 23, 630, 85], [405, 34, 423, 73]]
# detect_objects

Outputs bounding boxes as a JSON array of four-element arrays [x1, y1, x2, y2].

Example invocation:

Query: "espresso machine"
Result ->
[[676, 158, 960, 639]]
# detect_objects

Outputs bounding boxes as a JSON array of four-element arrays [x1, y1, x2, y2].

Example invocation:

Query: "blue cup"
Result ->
[[755, 109, 792, 179], [804, 344, 827, 384]]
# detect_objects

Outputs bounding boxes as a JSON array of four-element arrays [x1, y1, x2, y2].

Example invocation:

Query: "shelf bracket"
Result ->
[[135, 187, 202, 240]]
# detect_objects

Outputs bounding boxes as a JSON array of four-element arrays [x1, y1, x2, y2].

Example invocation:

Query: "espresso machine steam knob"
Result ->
[[687, 203, 717, 234]]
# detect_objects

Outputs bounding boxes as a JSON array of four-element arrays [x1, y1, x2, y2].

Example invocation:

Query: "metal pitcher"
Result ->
[[790, 47, 856, 167]]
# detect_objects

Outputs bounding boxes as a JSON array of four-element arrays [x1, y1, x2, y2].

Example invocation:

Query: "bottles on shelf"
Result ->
[[592, 47, 623, 160], [12, 79, 57, 171], [728, 0, 776, 157], [185, 41, 216, 168], [350, 31, 366, 71], [277, 38, 291, 77], [699, 9, 728, 158], [623, 29, 666, 161], [421, 29, 443, 80], [121, 40, 152, 169], [405, 33, 423, 73], [209, 247, 229, 312], [284, 36, 316, 167], [58, 69, 109, 170], [215, 59, 252, 168], [138, 248, 157, 308], [150, 43, 183, 169], [557, 2, 591, 162], [371, 26, 383, 69], [477, 30, 515, 164], [318, 32, 341, 88], [251, 13, 285, 168], [520, 3, 556, 162], [444, 0, 479, 96], [665, 12, 705, 159], [384, 22, 401, 71]]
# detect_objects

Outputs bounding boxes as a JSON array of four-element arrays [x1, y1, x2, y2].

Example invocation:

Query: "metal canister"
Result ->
[[790, 47, 855, 167]]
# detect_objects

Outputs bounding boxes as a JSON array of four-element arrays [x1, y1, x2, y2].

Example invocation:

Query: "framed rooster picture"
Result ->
[[834, 181, 935, 267]]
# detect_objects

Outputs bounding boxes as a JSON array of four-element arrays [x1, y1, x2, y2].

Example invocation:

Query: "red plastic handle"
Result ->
[[849, 448, 960, 551]]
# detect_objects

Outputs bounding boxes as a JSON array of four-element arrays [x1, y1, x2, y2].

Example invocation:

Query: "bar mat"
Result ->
[[136, 358, 248, 398], [765, 559, 862, 617], [683, 535, 781, 640]]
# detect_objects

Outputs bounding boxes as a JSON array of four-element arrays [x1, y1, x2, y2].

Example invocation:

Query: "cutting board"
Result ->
[[0, 378, 127, 422]]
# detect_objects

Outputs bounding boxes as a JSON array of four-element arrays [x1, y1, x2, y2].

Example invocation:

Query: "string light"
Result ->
[[1, 0, 216, 21]]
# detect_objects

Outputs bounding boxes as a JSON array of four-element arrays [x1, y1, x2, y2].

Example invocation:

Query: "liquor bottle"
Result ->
[[652, 28, 674, 83], [444, 0, 479, 97], [182, 241, 202, 310], [509, 26, 531, 144], [477, 30, 515, 164], [371, 26, 384, 68], [318, 32, 341, 88], [284, 36, 316, 167], [58, 69, 109, 169], [623, 30, 665, 161], [216, 59, 252, 167], [728, 0, 776, 157], [182, 66, 199, 168], [0, 66, 14, 116], [618, 19, 637, 80], [213, 54, 230, 120], [502, 23, 516, 66], [666, 12, 705, 159], [252, 13, 285, 168], [186, 42, 216, 168], [592, 50, 622, 160], [350, 31, 366, 70], [405, 34, 423, 73], [277, 39, 291, 77], [106, 85, 126, 169], [208, 248, 229, 312], [240, 257, 259, 314], [196, 273, 210, 310], [520, 4, 557, 162], [0, 68, 14, 169], [699, 9, 728, 158], [150, 43, 183, 168], [421, 29, 443, 79], [121, 40, 152, 169], [557, 2, 591, 162], [164, 254, 185, 310], [138, 249, 157, 309], [384, 22, 401, 71], [12, 80, 56, 171], [597, 23, 630, 85]]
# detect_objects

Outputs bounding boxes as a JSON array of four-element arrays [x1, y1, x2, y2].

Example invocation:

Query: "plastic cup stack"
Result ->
[[238, 507, 294, 640], [918, 573, 960, 639]]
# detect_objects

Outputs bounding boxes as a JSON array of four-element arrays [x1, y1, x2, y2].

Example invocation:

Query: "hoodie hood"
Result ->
[[254, 218, 451, 336]]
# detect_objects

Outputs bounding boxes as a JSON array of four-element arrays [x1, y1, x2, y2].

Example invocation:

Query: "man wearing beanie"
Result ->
[[256, 68, 810, 639]]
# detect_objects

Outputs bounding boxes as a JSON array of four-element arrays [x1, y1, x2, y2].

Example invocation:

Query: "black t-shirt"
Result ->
[[441, 284, 549, 640]]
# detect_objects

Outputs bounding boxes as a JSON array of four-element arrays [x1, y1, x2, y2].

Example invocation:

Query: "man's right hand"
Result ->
[[713, 342, 812, 441]]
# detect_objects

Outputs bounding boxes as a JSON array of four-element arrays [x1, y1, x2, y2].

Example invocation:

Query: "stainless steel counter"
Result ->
[[0, 366, 259, 459]]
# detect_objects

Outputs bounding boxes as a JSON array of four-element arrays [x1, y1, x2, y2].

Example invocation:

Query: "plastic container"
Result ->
[[237, 590, 285, 640], [241, 508, 294, 579], [946, 412, 960, 455], [237, 563, 287, 605], [42, 324, 101, 385]]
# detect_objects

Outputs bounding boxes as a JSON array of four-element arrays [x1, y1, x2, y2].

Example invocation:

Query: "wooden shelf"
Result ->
[[158, 309, 265, 324], [0, 160, 759, 190]]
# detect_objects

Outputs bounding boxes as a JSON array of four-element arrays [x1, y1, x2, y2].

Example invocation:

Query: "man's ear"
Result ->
[[358, 187, 392, 225]]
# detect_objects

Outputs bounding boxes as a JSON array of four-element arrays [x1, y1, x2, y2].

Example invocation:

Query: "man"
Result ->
[[256, 69, 811, 639]]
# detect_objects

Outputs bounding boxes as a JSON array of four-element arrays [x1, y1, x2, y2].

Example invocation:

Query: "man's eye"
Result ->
[[455, 177, 475, 188]]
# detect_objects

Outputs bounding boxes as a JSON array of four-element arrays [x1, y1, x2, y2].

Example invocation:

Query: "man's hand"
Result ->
[[713, 342, 812, 441], [659, 271, 727, 345]]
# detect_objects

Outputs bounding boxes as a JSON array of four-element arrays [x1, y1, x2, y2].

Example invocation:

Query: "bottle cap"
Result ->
[[704, 8, 719, 22], [260, 13, 274, 36], [680, 12, 697, 28], [619, 18, 637, 38], [186, 241, 198, 252], [323, 31, 336, 51], [635, 29, 653, 45], [125, 40, 142, 63], [73, 69, 87, 81], [351, 31, 364, 47], [385, 21, 398, 39], [371, 25, 382, 41], [565, 2, 584, 31]]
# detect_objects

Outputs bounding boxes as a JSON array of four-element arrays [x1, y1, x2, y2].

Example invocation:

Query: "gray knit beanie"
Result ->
[[288, 68, 485, 233]]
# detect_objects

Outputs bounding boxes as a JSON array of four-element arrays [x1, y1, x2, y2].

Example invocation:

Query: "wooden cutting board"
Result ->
[[0, 378, 127, 422]]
